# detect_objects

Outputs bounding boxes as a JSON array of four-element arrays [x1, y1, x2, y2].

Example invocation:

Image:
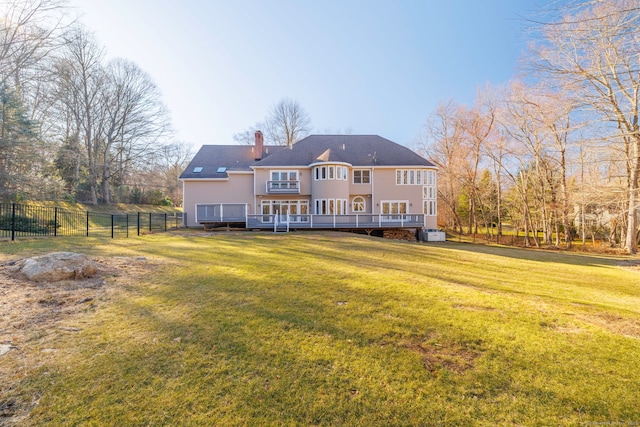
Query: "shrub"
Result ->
[[0, 213, 49, 233]]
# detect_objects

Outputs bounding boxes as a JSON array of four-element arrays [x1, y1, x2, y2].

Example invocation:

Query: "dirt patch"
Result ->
[[0, 254, 155, 426], [577, 312, 640, 339], [402, 338, 482, 375]]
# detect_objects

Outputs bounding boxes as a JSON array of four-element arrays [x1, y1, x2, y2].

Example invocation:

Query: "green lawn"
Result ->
[[2, 231, 640, 426]]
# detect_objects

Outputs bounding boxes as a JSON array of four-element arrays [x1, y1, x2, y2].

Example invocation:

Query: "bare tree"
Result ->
[[0, 0, 70, 88], [234, 98, 311, 146], [53, 26, 171, 204], [460, 89, 496, 236], [100, 58, 171, 204], [53, 26, 106, 204], [418, 100, 467, 234], [233, 123, 264, 145], [265, 98, 311, 146], [532, 0, 640, 253]]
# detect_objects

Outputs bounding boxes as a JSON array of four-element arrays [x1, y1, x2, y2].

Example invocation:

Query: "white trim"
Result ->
[[251, 165, 310, 170], [181, 178, 229, 182], [227, 170, 254, 175]]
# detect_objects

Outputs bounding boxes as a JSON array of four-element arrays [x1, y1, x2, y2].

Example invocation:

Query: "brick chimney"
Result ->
[[254, 130, 264, 160]]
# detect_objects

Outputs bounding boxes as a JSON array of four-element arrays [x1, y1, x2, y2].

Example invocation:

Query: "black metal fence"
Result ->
[[0, 203, 183, 241]]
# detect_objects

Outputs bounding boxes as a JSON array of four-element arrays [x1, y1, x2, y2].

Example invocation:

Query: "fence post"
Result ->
[[149, 213, 152, 232], [54, 207, 58, 237], [11, 203, 15, 241], [126, 214, 129, 238], [111, 214, 114, 239], [137, 212, 140, 236], [164, 213, 167, 231], [86, 211, 89, 237]]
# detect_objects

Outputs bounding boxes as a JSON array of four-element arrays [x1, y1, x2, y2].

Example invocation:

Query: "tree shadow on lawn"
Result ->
[[435, 240, 634, 268], [95, 265, 640, 426]]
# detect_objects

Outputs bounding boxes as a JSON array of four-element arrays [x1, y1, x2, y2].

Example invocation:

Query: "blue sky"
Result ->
[[70, 0, 548, 150]]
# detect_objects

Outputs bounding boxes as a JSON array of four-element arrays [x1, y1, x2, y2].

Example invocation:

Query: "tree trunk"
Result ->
[[624, 138, 640, 253]]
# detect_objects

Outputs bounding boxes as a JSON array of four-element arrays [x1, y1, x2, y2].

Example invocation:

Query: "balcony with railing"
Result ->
[[266, 180, 300, 194]]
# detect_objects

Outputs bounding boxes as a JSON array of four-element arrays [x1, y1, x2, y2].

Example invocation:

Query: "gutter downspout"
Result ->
[[371, 167, 375, 215], [252, 167, 257, 224]]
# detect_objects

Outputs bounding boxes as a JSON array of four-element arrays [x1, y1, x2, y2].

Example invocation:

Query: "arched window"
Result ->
[[352, 196, 365, 213]]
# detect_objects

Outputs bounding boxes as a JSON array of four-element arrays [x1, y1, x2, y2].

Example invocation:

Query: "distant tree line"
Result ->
[[418, 0, 640, 253], [0, 0, 192, 206]]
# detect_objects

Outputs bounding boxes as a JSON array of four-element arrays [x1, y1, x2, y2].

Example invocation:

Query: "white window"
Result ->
[[314, 199, 347, 214], [422, 169, 436, 217], [425, 170, 435, 186], [315, 165, 348, 181], [396, 169, 433, 185], [381, 201, 408, 217], [314, 166, 329, 180], [424, 200, 436, 216], [352, 196, 365, 212], [271, 170, 298, 181], [353, 170, 370, 184], [261, 200, 309, 222], [270, 171, 298, 190]]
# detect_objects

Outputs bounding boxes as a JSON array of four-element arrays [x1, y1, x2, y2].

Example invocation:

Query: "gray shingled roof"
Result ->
[[179, 145, 284, 179], [253, 135, 434, 167], [180, 135, 434, 179]]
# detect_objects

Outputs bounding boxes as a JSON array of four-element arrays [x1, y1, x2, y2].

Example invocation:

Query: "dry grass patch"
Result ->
[[403, 337, 482, 375], [0, 254, 157, 426], [577, 312, 640, 339]]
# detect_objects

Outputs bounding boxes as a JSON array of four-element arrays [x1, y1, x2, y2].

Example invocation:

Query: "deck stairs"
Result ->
[[273, 211, 290, 233]]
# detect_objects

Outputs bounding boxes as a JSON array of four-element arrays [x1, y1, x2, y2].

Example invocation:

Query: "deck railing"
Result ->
[[266, 180, 300, 194], [196, 203, 247, 222], [246, 213, 425, 229]]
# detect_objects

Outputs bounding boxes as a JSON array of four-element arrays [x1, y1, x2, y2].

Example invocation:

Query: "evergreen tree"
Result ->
[[0, 85, 40, 200]]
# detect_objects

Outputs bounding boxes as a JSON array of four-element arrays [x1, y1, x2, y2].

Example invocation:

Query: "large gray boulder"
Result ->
[[17, 252, 98, 282]]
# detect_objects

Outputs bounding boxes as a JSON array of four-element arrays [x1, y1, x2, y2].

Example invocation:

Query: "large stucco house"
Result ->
[[180, 132, 438, 233]]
